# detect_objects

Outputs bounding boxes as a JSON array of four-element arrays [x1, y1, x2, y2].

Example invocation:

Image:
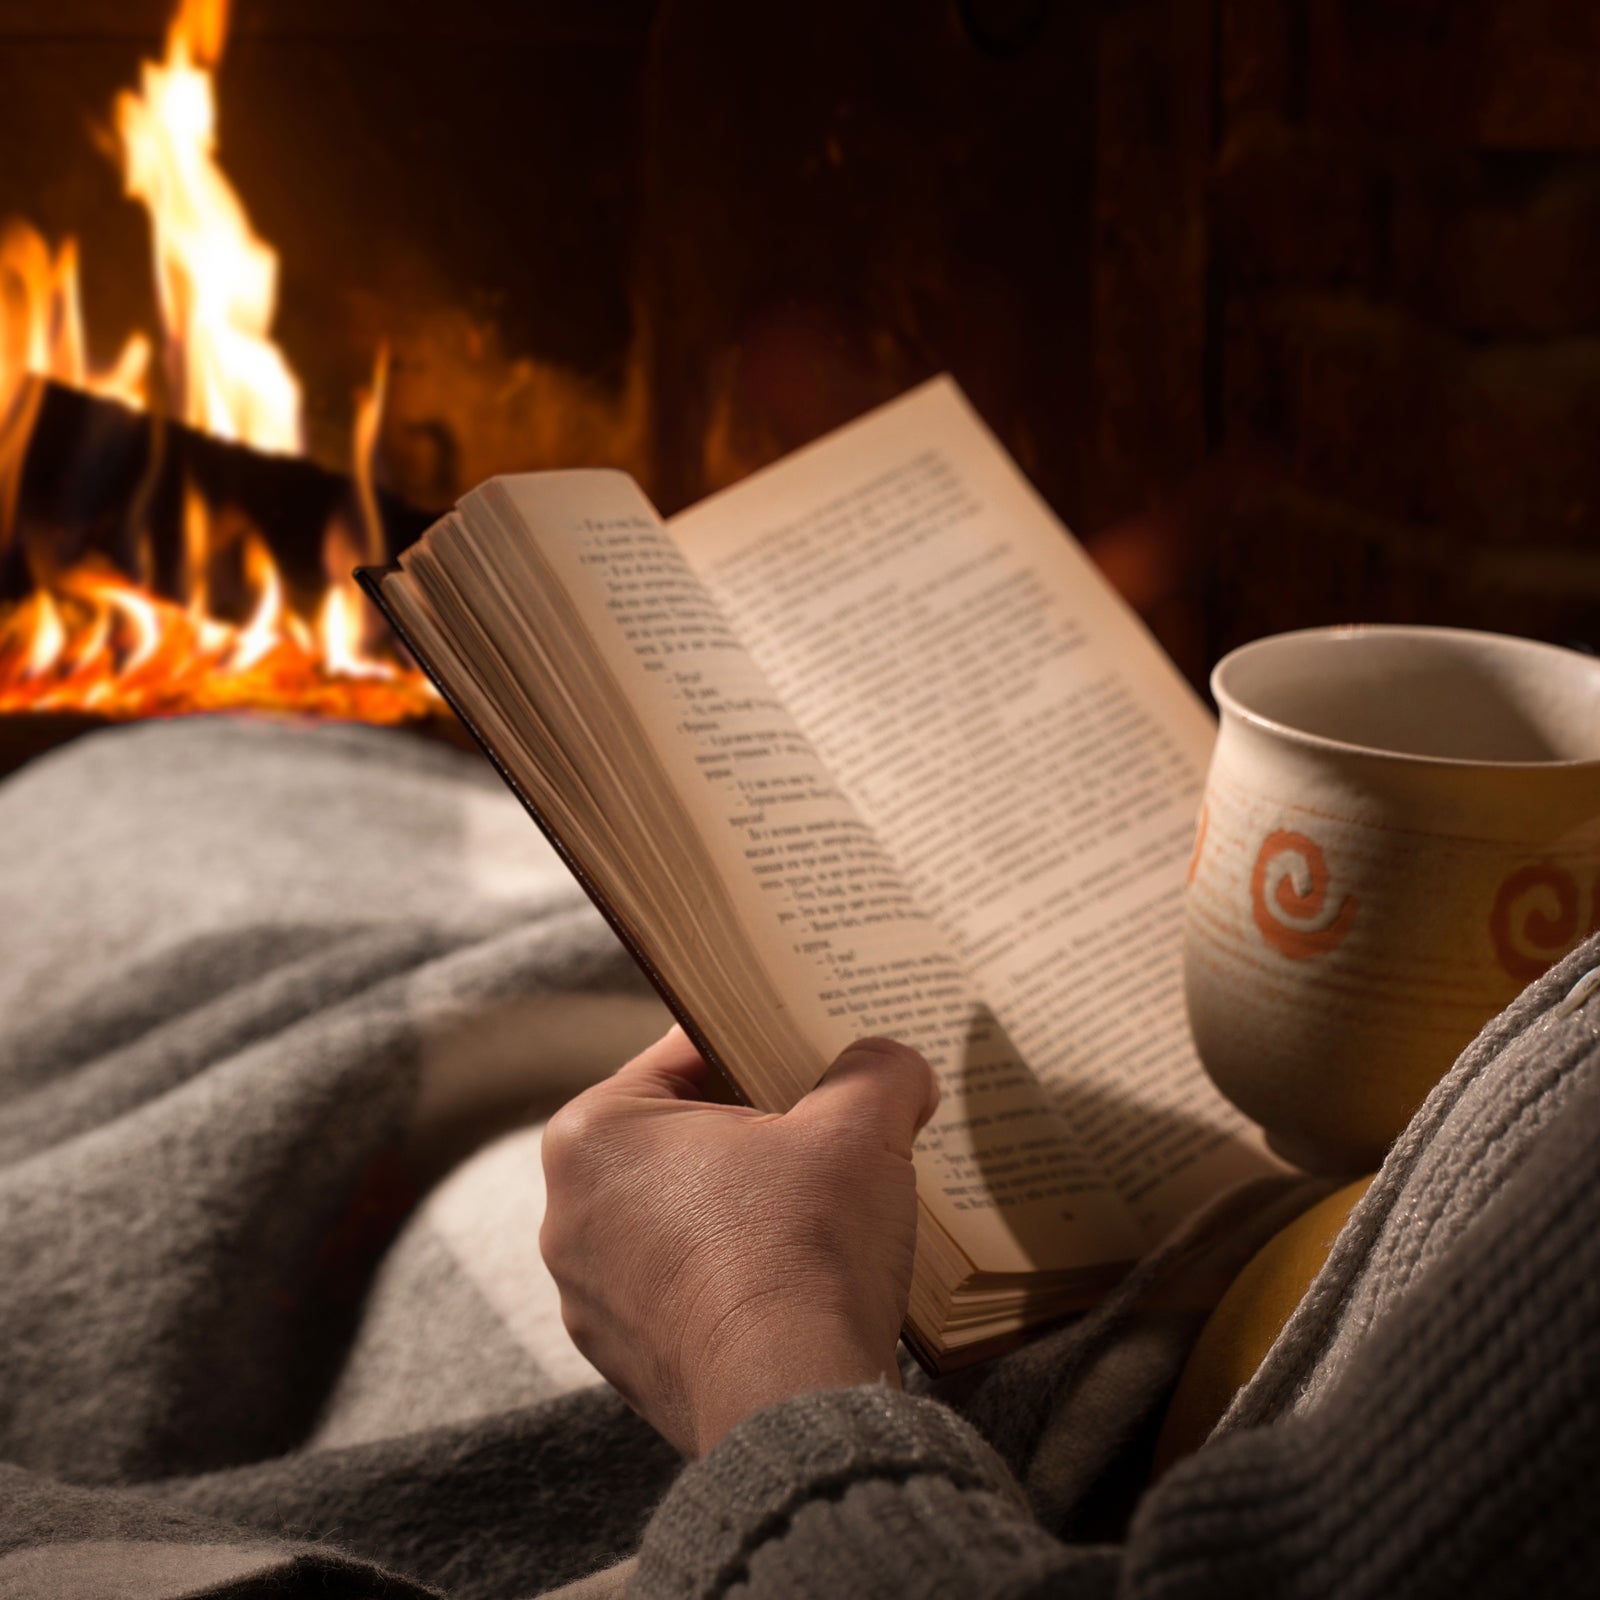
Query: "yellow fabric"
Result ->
[[1153, 1175, 1373, 1474]]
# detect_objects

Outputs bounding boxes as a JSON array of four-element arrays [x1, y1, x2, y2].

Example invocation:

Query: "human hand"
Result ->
[[539, 1027, 939, 1456]]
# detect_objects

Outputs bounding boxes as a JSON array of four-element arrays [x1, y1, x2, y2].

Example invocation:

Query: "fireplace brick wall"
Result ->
[[1196, 0, 1600, 665]]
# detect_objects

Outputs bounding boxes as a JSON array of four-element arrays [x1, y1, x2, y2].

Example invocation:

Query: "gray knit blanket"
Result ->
[[3, 718, 1595, 1599], [0, 718, 683, 1596]]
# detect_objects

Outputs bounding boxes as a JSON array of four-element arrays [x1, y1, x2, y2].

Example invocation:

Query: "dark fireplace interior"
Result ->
[[4, 0, 1600, 775]]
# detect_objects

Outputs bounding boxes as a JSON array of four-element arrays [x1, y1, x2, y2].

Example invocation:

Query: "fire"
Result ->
[[0, 223, 151, 412], [0, 0, 435, 725], [318, 347, 397, 681], [0, 557, 434, 722], [116, 0, 299, 453]]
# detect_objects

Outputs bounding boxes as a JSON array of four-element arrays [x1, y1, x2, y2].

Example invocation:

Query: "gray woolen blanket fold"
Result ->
[[11, 717, 1589, 1599], [0, 717, 1316, 1598], [0, 718, 683, 1597]]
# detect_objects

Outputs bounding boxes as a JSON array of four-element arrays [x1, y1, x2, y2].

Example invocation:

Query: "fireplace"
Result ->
[[4, 0, 1600, 779]]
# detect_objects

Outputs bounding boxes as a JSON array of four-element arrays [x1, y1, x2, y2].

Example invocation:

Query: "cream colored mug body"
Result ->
[[1184, 626, 1600, 1174]]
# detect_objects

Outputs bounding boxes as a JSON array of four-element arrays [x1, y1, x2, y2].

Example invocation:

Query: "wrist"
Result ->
[[690, 1314, 900, 1455]]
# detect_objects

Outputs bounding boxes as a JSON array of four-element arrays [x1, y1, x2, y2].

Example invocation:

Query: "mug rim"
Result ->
[[1210, 624, 1600, 771]]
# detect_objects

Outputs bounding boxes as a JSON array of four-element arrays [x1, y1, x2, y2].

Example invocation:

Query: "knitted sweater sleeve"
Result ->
[[629, 1075, 1600, 1600], [628, 1384, 1118, 1600]]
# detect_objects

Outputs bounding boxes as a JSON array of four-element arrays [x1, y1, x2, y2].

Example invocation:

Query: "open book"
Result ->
[[358, 378, 1278, 1372]]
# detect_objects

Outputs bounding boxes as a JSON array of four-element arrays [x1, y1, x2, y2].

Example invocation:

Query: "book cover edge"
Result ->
[[357, 563, 965, 1377], [355, 562, 751, 1107]]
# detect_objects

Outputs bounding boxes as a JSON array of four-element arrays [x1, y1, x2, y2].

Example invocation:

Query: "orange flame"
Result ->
[[0, 0, 434, 725], [0, 518, 435, 723], [115, 0, 300, 453], [317, 346, 396, 680], [1, 221, 152, 412]]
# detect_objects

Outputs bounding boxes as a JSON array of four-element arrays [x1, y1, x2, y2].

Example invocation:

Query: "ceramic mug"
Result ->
[[1183, 625, 1600, 1174]]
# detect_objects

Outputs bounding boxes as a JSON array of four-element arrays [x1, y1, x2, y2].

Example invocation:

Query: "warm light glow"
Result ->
[[102, 574, 164, 675], [1, 221, 152, 410], [173, 0, 231, 70], [24, 590, 66, 677], [115, 0, 300, 453], [353, 344, 390, 571], [232, 534, 285, 672], [319, 585, 375, 680], [315, 345, 396, 680], [0, 0, 436, 725], [0, 547, 435, 722]]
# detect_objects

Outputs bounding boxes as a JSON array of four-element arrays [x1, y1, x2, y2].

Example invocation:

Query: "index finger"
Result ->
[[597, 1024, 717, 1102]]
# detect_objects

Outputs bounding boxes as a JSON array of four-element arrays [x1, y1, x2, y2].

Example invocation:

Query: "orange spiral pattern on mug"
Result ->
[[1186, 804, 1209, 888], [1250, 829, 1358, 959], [1488, 864, 1589, 983]]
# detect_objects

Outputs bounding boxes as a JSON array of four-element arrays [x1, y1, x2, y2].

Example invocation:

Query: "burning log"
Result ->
[[0, 0, 453, 774], [3, 378, 432, 608], [0, 378, 451, 780]]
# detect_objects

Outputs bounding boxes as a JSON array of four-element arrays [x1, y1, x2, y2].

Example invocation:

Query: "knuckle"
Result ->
[[542, 1095, 606, 1176], [537, 1212, 566, 1272], [560, 1300, 596, 1355]]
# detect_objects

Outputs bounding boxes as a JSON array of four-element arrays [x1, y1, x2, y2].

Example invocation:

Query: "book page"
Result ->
[[672, 379, 1279, 1243], [473, 472, 1142, 1276]]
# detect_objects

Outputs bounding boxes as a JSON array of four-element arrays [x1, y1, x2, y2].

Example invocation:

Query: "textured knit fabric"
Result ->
[[632, 937, 1600, 1599], [0, 719, 680, 1597], [2, 718, 1596, 1599]]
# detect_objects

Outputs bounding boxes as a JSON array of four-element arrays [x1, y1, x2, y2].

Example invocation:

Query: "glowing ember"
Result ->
[[0, 558, 434, 721], [0, 0, 435, 725]]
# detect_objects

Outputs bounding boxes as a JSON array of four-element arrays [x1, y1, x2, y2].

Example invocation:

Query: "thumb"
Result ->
[[789, 1037, 940, 1154]]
